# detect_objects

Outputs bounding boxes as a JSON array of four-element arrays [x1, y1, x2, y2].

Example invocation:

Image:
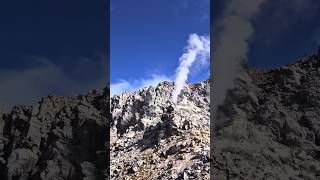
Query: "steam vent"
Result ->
[[110, 80, 210, 179]]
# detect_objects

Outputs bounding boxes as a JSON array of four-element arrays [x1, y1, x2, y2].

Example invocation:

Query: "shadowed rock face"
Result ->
[[0, 89, 109, 180], [212, 54, 320, 179], [1, 54, 320, 180], [110, 81, 210, 179]]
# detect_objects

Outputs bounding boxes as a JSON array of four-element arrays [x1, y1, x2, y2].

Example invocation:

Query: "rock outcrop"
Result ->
[[111, 52, 320, 180], [0, 89, 109, 180], [212, 54, 320, 179], [1, 52, 320, 180], [110, 81, 210, 179]]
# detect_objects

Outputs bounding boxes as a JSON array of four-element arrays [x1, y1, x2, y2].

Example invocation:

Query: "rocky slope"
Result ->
[[212, 53, 320, 179], [110, 81, 210, 179], [110, 52, 320, 180], [0, 89, 109, 180], [1, 52, 320, 180]]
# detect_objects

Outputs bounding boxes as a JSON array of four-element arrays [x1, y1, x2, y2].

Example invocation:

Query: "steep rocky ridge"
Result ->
[[0, 89, 109, 180], [110, 81, 210, 179], [1, 52, 320, 180], [111, 52, 320, 180], [212, 53, 320, 179]]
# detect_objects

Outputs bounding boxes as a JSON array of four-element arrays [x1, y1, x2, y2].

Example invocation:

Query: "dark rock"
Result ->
[[0, 90, 109, 179]]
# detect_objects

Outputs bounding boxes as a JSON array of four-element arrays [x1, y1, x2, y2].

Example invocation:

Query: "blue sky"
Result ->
[[0, 0, 107, 107], [110, 0, 210, 95], [248, 0, 320, 68], [1, 0, 319, 104]]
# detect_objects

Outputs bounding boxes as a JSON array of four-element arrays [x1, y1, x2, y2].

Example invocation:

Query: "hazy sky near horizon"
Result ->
[[0, 0, 107, 108]]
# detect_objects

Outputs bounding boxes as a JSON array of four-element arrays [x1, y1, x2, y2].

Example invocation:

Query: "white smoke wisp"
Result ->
[[172, 34, 210, 104], [212, 0, 267, 107]]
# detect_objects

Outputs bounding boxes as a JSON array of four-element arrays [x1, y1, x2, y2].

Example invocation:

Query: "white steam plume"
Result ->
[[212, 0, 267, 107], [172, 34, 210, 104]]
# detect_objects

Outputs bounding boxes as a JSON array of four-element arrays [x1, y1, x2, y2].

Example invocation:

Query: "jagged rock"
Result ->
[[110, 80, 210, 179], [0, 90, 108, 179], [212, 54, 320, 180], [1, 52, 320, 180]]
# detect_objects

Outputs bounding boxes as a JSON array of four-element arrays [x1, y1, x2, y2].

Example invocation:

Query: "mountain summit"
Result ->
[[0, 90, 109, 179], [213, 53, 320, 179], [111, 52, 320, 180], [0, 53, 320, 179], [110, 80, 210, 179]]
